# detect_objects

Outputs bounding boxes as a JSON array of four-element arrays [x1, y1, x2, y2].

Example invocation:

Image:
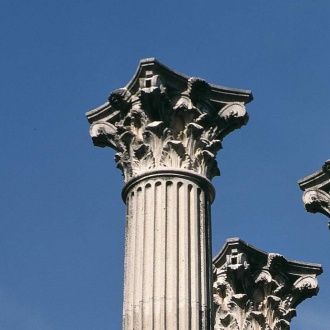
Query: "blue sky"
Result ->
[[1, 1, 330, 329]]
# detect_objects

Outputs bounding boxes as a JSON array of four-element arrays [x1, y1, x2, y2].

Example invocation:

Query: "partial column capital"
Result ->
[[213, 238, 322, 330], [299, 159, 330, 229], [86, 58, 253, 182]]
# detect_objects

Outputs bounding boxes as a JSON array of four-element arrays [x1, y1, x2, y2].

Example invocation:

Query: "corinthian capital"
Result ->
[[213, 238, 322, 330], [86, 58, 253, 182]]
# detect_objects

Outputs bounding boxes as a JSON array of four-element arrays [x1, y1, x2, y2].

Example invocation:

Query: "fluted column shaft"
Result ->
[[86, 58, 253, 330], [122, 171, 214, 330]]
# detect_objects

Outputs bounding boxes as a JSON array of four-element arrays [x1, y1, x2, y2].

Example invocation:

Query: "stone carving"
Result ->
[[299, 159, 330, 228], [302, 190, 330, 218], [213, 238, 322, 330], [86, 58, 252, 182]]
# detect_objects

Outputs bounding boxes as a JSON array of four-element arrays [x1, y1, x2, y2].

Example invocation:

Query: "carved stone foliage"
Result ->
[[213, 238, 322, 330], [302, 189, 330, 218], [86, 58, 253, 182], [299, 159, 330, 229]]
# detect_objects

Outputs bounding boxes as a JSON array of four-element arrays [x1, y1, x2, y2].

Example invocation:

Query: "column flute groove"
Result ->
[[86, 58, 252, 329], [121, 173, 215, 329]]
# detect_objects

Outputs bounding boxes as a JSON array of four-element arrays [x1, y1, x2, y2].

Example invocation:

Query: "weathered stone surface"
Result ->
[[86, 59, 253, 330], [122, 173, 214, 330], [299, 160, 330, 228], [86, 58, 253, 182], [213, 238, 322, 330]]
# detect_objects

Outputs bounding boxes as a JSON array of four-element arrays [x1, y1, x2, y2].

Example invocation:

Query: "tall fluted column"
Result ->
[[86, 58, 253, 329], [122, 171, 214, 329]]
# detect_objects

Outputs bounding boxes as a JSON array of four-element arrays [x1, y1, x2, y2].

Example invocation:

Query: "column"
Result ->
[[86, 58, 253, 329], [213, 238, 322, 330], [122, 172, 213, 329]]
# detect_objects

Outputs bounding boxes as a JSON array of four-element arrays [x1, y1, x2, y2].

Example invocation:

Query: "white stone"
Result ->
[[122, 171, 214, 329], [86, 58, 253, 329]]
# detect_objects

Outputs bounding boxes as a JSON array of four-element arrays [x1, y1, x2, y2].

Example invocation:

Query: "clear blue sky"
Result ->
[[1, 1, 330, 329]]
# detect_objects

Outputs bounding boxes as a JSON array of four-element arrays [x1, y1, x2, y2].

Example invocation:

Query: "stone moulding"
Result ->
[[86, 59, 254, 329], [86, 58, 253, 182], [121, 168, 216, 202], [213, 238, 322, 330], [299, 160, 330, 228]]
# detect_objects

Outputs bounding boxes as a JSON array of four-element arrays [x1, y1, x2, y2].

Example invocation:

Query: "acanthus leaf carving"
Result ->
[[302, 189, 330, 218], [299, 159, 330, 229], [321, 159, 330, 173], [87, 59, 252, 182], [108, 88, 132, 116], [213, 239, 322, 330], [90, 122, 118, 150]]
